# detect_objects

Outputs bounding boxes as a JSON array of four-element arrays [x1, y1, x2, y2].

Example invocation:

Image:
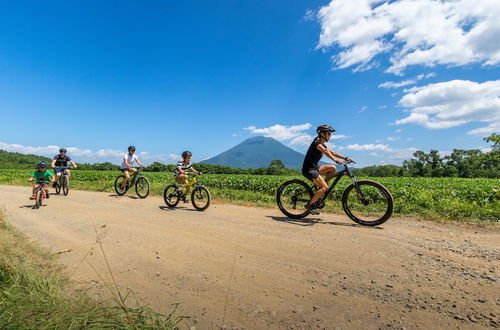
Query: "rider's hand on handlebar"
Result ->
[[335, 159, 344, 165]]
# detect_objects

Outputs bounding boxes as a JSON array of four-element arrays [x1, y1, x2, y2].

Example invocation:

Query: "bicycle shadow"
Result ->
[[158, 206, 199, 212], [19, 204, 45, 209], [267, 216, 383, 229], [108, 194, 140, 200]]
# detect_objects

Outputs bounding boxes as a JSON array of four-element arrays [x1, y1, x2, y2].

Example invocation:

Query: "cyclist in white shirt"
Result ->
[[119, 146, 146, 190]]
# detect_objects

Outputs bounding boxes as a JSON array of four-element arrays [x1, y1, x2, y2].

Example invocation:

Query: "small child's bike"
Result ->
[[114, 167, 151, 198], [30, 180, 50, 209], [163, 174, 211, 211]]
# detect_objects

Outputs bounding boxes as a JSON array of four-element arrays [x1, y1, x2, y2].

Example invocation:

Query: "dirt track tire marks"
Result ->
[[1, 185, 498, 329]]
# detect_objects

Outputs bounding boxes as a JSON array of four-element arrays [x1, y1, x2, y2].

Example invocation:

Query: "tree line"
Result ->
[[1, 134, 498, 178], [353, 134, 499, 178]]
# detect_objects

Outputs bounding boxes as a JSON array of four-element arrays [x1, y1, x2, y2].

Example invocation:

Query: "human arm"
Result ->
[[191, 167, 202, 175], [51, 159, 56, 168], [316, 144, 348, 165], [70, 160, 78, 168]]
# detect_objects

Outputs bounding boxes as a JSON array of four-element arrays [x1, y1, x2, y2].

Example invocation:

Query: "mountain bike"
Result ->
[[30, 180, 50, 209], [276, 160, 394, 226], [163, 173, 211, 211], [54, 166, 71, 196], [114, 167, 150, 198]]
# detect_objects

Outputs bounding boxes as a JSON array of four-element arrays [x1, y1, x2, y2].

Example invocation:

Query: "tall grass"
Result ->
[[0, 211, 185, 329]]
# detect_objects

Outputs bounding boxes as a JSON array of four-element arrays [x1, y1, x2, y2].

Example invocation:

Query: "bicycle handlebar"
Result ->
[[29, 180, 51, 184]]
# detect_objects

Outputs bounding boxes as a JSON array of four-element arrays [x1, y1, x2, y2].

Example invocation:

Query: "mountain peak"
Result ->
[[202, 136, 305, 169]]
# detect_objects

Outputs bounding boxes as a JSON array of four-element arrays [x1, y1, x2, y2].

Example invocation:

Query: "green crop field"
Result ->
[[0, 169, 498, 223]]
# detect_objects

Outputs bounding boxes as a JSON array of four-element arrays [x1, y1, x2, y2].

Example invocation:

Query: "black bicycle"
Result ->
[[114, 167, 151, 198], [54, 166, 71, 196], [163, 173, 211, 211], [276, 160, 394, 226]]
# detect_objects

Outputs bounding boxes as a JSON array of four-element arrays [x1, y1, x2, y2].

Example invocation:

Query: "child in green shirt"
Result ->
[[28, 161, 55, 199]]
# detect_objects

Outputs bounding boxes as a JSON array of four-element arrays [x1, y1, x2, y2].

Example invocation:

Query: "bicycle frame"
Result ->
[[126, 168, 142, 187], [317, 163, 366, 202]]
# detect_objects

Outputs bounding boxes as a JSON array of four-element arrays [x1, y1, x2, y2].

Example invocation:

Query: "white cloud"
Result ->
[[338, 143, 417, 160], [339, 143, 391, 151], [387, 136, 400, 141], [0, 142, 178, 165], [378, 72, 436, 89], [395, 128, 403, 133], [395, 79, 500, 135], [316, 0, 500, 74], [358, 105, 368, 113], [378, 105, 387, 109], [244, 123, 312, 141]]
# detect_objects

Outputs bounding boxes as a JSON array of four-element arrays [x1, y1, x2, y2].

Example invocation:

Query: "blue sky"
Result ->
[[1, 0, 499, 167]]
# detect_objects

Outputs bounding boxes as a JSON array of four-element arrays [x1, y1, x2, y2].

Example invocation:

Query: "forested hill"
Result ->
[[0, 150, 51, 169]]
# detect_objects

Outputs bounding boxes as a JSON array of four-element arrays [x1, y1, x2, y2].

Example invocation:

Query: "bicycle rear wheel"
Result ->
[[276, 179, 314, 219], [62, 176, 70, 196], [135, 177, 150, 199], [191, 186, 211, 211], [164, 184, 180, 207], [342, 180, 393, 226], [114, 175, 127, 195]]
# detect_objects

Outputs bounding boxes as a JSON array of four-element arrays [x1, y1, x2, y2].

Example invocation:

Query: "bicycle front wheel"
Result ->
[[55, 180, 61, 195], [164, 184, 180, 207], [191, 186, 211, 211], [342, 180, 393, 226], [62, 176, 69, 196], [114, 176, 127, 195], [35, 190, 43, 209], [276, 179, 313, 219], [135, 177, 150, 199]]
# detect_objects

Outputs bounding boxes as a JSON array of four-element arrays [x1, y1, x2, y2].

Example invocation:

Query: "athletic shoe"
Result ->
[[305, 203, 319, 215], [46, 193, 50, 199], [29, 196, 34, 200]]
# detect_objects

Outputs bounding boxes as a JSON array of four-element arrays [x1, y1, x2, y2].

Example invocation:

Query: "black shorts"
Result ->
[[302, 167, 320, 181], [120, 168, 130, 173]]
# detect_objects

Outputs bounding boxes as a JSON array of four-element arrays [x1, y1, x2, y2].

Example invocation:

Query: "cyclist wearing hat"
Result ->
[[51, 148, 78, 187], [28, 161, 55, 199], [119, 146, 147, 191], [302, 124, 352, 214], [174, 151, 202, 185]]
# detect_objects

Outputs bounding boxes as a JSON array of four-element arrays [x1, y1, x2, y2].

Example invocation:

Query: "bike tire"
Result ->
[[191, 186, 211, 211], [35, 190, 43, 209], [62, 176, 70, 196], [341, 180, 393, 226], [55, 181, 61, 195], [276, 179, 313, 219], [135, 176, 150, 199], [163, 184, 180, 207], [114, 175, 127, 195]]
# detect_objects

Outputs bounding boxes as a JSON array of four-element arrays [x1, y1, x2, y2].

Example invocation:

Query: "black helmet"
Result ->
[[182, 151, 192, 158], [128, 145, 136, 151], [37, 161, 48, 168], [316, 124, 335, 135], [59, 148, 67, 153]]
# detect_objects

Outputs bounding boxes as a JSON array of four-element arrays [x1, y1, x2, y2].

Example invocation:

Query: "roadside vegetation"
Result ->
[[0, 211, 183, 329], [0, 170, 497, 223]]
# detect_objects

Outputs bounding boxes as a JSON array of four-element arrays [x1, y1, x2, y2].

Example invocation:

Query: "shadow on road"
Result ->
[[108, 194, 140, 200], [158, 206, 199, 212], [19, 204, 46, 209], [267, 216, 383, 229]]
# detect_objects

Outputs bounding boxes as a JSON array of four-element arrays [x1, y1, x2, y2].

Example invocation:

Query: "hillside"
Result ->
[[0, 149, 51, 169], [202, 136, 307, 169]]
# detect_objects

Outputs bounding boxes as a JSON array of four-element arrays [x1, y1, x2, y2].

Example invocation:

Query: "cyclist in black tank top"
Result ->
[[302, 125, 352, 215]]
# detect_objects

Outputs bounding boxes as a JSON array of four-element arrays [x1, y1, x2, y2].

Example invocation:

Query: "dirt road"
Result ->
[[0, 185, 498, 329]]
